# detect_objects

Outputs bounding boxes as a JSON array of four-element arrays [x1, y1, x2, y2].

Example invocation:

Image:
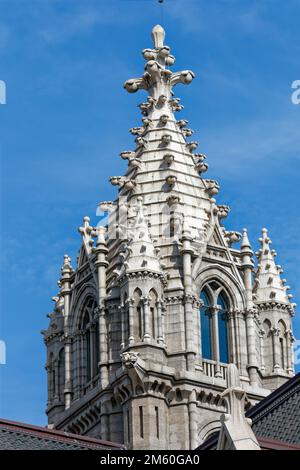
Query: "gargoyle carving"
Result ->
[[121, 351, 140, 369]]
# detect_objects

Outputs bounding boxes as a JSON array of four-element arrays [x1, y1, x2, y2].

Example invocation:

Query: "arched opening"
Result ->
[[58, 348, 65, 402], [122, 292, 129, 347], [169, 213, 175, 238], [94, 319, 100, 376], [82, 310, 91, 382], [80, 298, 97, 385], [149, 289, 158, 340], [278, 320, 287, 370], [263, 319, 272, 373], [199, 281, 230, 364], [133, 288, 143, 340], [48, 352, 55, 400]]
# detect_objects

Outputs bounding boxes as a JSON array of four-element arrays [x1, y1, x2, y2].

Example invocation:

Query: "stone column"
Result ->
[[128, 298, 135, 345], [54, 361, 59, 400], [259, 329, 266, 371], [181, 227, 195, 371], [228, 310, 236, 364], [184, 295, 195, 371], [47, 364, 52, 404], [64, 337, 72, 408], [143, 296, 151, 343], [60, 255, 73, 409], [79, 332, 84, 392], [285, 329, 294, 374], [156, 299, 164, 346], [90, 324, 96, 378], [245, 310, 259, 386], [193, 298, 202, 367], [94, 227, 109, 388], [211, 306, 221, 378], [99, 307, 109, 388], [234, 310, 243, 371], [238, 310, 249, 376], [161, 304, 166, 344], [120, 304, 125, 350], [188, 390, 198, 450], [241, 229, 259, 385], [72, 333, 80, 399], [100, 411, 109, 441]]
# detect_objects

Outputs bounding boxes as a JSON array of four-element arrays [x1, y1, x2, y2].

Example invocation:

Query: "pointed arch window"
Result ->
[[82, 310, 91, 382], [199, 282, 229, 364], [278, 320, 287, 371], [133, 288, 143, 340], [58, 348, 65, 401], [149, 289, 158, 340], [80, 298, 98, 384], [122, 292, 129, 348], [263, 319, 272, 373], [48, 352, 56, 400]]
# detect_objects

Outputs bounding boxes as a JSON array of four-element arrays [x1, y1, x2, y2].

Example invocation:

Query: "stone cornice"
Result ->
[[117, 270, 167, 286], [255, 301, 295, 316]]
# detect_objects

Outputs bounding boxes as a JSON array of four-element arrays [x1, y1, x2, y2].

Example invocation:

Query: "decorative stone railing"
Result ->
[[202, 358, 228, 381]]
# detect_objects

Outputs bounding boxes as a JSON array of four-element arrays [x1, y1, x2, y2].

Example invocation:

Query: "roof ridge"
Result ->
[[246, 373, 300, 422], [0, 417, 124, 449]]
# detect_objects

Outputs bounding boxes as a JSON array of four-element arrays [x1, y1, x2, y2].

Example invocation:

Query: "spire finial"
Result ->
[[78, 215, 94, 254], [124, 25, 195, 98], [254, 228, 293, 306], [151, 24, 165, 48], [241, 228, 251, 249], [61, 254, 72, 273]]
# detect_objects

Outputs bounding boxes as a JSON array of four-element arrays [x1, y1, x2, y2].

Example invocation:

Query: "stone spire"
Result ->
[[124, 24, 195, 106], [107, 24, 224, 265], [254, 228, 293, 304], [241, 228, 254, 307]]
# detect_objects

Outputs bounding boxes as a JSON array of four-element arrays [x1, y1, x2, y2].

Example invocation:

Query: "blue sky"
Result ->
[[0, 0, 299, 426]]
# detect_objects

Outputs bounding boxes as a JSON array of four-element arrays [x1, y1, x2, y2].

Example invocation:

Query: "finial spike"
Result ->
[[254, 228, 293, 307], [241, 228, 251, 249], [151, 24, 165, 48]]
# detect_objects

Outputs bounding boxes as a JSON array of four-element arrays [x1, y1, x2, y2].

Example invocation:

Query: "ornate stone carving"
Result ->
[[163, 153, 175, 165], [160, 114, 169, 124], [166, 175, 177, 187], [121, 351, 140, 369], [161, 134, 172, 145], [224, 230, 241, 246], [186, 141, 198, 152], [205, 179, 220, 196]]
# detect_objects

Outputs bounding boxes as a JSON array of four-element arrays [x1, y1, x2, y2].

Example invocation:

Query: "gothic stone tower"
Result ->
[[43, 25, 296, 449]]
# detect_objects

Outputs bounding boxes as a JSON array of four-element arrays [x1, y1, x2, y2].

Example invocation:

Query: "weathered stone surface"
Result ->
[[42, 25, 296, 450]]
